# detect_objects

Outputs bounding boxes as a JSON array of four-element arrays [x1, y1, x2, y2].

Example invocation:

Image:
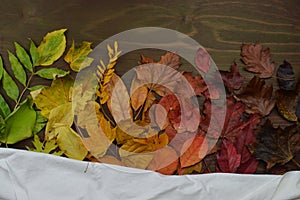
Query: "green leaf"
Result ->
[[33, 111, 47, 134], [34, 76, 73, 118], [37, 29, 67, 66], [14, 42, 33, 72], [29, 85, 45, 91], [0, 98, 36, 144], [26, 134, 64, 156], [0, 93, 10, 118], [2, 70, 19, 102], [64, 41, 93, 72], [8, 50, 27, 86], [35, 68, 69, 79], [0, 56, 4, 79], [29, 39, 38, 67]]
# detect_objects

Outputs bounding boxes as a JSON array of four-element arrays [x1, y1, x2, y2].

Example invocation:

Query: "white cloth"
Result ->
[[0, 148, 299, 200]]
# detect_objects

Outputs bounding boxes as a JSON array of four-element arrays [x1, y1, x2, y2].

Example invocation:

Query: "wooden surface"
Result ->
[[0, 0, 299, 126]]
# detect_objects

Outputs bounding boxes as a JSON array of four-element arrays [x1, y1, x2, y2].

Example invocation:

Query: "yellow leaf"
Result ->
[[130, 85, 148, 111], [45, 102, 73, 140], [34, 76, 74, 118], [64, 41, 93, 72], [56, 126, 87, 160], [133, 131, 169, 151]]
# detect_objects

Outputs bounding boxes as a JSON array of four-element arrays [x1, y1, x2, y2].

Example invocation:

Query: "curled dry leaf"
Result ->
[[249, 120, 300, 169], [235, 76, 275, 116], [241, 43, 274, 78], [220, 62, 244, 92]]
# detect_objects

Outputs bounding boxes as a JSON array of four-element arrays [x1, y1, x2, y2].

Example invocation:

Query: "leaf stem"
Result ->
[[14, 73, 34, 110], [292, 158, 300, 168]]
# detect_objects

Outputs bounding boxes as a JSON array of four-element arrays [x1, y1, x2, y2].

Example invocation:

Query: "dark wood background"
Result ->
[[0, 0, 299, 127]]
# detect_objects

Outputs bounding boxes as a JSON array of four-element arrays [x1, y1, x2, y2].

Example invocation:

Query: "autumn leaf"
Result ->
[[180, 135, 208, 168], [33, 76, 74, 118], [194, 48, 210, 73], [158, 52, 181, 70], [220, 62, 244, 92], [275, 90, 298, 122], [147, 146, 179, 175], [130, 85, 148, 111], [64, 41, 93, 72], [99, 155, 125, 166], [177, 162, 202, 175], [217, 140, 241, 173], [249, 120, 300, 169], [139, 54, 155, 64], [241, 43, 274, 78], [276, 60, 296, 91], [235, 76, 275, 116], [180, 72, 207, 96], [26, 134, 64, 156]]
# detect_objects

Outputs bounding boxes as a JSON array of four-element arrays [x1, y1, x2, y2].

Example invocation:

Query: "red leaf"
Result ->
[[195, 48, 210, 73], [180, 136, 208, 168], [217, 140, 241, 173], [236, 157, 258, 174], [220, 62, 244, 92], [181, 72, 207, 96]]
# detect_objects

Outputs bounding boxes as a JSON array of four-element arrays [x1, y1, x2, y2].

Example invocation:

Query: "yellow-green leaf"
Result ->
[[56, 126, 87, 160], [45, 102, 73, 140], [37, 29, 67, 66], [35, 68, 69, 79], [0, 98, 36, 144], [64, 41, 93, 72], [0, 56, 4, 79], [8, 51, 27, 86], [2, 70, 19, 102], [34, 76, 73, 118], [29, 39, 38, 67], [14, 42, 33, 72], [32, 111, 47, 134]]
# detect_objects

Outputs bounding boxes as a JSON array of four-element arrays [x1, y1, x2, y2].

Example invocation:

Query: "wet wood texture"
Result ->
[[0, 0, 299, 126]]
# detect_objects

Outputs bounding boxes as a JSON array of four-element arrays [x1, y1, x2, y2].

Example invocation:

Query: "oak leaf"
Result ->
[[235, 76, 275, 116], [241, 43, 274, 78]]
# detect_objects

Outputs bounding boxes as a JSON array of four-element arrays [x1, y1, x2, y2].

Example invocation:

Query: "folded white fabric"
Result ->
[[0, 148, 299, 200]]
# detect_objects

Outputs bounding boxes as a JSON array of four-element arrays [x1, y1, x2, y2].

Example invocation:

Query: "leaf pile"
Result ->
[[0, 30, 299, 175]]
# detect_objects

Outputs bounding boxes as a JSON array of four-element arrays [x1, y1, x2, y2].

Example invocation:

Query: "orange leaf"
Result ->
[[178, 162, 202, 175], [99, 155, 125, 166], [180, 136, 208, 168], [147, 146, 179, 175], [130, 85, 148, 111]]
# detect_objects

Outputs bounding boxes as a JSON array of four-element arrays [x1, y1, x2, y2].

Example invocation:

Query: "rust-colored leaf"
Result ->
[[220, 62, 244, 92], [241, 43, 274, 78], [180, 135, 208, 168]]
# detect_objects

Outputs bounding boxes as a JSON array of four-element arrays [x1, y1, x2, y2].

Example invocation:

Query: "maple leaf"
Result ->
[[147, 146, 179, 175], [235, 76, 275, 116], [220, 62, 244, 92], [276, 60, 296, 91], [217, 140, 241, 173], [180, 72, 207, 96], [241, 43, 274, 78], [33, 76, 74, 118], [249, 120, 300, 169], [194, 48, 210, 73], [275, 90, 298, 122], [180, 135, 208, 168]]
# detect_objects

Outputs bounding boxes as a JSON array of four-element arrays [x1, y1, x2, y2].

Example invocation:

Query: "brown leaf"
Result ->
[[249, 120, 300, 169], [235, 76, 275, 116], [275, 90, 298, 122], [147, 146, 179, 175], [180, 135, 208, 168], [139, 54, 155, 64], [181, 72, 207, 96], [177, 162, 202, 175], [130, 85, 148, 111], [241, 43, 274, 78], [99, 155, 125, 166], [158, 52, 181, 70]]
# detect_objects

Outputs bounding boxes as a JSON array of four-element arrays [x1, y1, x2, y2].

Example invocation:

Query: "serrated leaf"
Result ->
[[29, 39, 38, 67], [35, 68, 69, 79], [34, 76, 73, 118], [26, 134, 64, 156], [37, 29, 67, 66], [0, 93, 10, 118], [8, 51, 27, 86], [2, 70, 19, 102], [14, 42, 33, 72], [56, 126, 87, 160], [64, 41, 93, 72], [0, 98, 36, 144]]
